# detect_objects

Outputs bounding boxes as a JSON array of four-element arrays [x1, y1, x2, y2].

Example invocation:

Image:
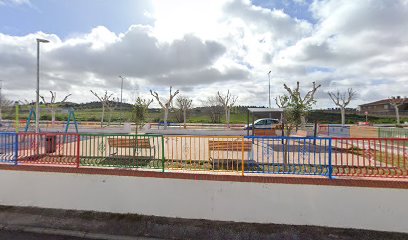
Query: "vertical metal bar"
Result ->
[[328, 138, 333, 179], [14, 133, 19, 165], [76, 134, 80, 168], [241, 136, 245, 176], [161, 135, 165, 172]]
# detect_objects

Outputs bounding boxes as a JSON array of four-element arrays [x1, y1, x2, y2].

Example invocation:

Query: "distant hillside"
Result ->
[[1, 103, 405, 124]]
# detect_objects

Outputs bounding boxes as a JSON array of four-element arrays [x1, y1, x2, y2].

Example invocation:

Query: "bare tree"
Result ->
[[328, 88, 356, 125], [40, 91, 72, 125], [202, 96, 223, 123], [90, 90, 115, 127], [275, 95, 290, 108], [217, 90, 238, 128], [0, 98, 14, 121], [105, 97, 119, 126], [282, 81, 321, 129], [389, 96, 407, 125], [150, 86, 180, 129], [176, 95, 193, 129]]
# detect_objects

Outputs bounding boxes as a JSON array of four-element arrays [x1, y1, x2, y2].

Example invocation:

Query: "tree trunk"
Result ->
[[225, 108, 230, 128], [163, 108, 169, 130], [107, 111, 112, 126], [51, 109, 56, 125], [183, 109, 187, 129], [340, 107, 345, 125], [300, 115, 306, 130], [395, 106, 400, 125], [101, 105, 105, 127]]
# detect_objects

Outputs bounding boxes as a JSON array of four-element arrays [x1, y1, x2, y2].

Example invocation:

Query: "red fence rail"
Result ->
[[17, 133, 80, 167], [332, 138, 408, 178]]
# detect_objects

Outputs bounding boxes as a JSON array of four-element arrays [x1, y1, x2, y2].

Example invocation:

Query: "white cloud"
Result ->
[[1, 0, 408, 108]]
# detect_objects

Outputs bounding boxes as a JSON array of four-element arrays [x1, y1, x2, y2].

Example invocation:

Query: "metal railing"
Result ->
[[0, 132, 18, 164], [163, 136, 249, 173], [332, 138, 408, 178], [79, 134, 164, 170], [378, 127, 408, 139], [245, 136, 332, 177], [318, 124, 350, 137], [0, 132, 407, 179], [17, 132, 80, 166]]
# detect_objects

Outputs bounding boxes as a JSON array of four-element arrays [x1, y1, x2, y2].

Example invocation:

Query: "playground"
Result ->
[[0, 123, 407, 179], [0, 102, 406, 178]]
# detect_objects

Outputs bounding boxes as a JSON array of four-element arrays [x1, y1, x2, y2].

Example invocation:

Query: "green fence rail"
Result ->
[[378, 128, 408, 139], [79, 134, 164, 170]]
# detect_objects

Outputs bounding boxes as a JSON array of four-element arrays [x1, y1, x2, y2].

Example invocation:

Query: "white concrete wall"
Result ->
[[0, 170, 407, 233]]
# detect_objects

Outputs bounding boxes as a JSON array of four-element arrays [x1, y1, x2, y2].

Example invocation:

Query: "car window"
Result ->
[[266, 119, 272, 125], [255, 120, 266, 125], [272, 119, 280, 124]]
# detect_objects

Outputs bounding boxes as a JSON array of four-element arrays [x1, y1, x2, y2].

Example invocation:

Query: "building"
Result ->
[[359, 97, 408, 115]]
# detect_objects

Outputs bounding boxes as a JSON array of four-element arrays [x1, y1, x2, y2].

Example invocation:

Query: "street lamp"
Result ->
[[118, 75, 125, 124], [35, 38, 49, 133], [268, 70, 271, 108]]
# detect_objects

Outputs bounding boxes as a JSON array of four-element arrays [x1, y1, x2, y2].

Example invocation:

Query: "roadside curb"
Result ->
[[0, 224, 157, 240]]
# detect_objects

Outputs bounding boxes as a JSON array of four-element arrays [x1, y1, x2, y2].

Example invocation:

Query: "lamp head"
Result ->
[[36, 38, 50, 43]]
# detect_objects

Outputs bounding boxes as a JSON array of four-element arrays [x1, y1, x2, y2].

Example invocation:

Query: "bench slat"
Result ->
[[208, 140, 252, 151], [108, 138, 151, 148]]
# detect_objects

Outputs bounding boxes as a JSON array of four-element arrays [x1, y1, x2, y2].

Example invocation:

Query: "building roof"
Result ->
[[247, 107, 284, 113], [359, 99, 390, 107], [359, 98, 407, 107]]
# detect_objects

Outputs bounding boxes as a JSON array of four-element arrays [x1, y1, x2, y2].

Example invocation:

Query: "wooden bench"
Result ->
[[208, 140, 257, 170], [107, 138, 155, 162], [107, 138, 152, 149], [208, 140, 252, 152]]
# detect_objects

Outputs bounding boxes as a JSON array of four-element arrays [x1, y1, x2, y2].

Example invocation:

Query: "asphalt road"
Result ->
[[0, 230, 86, 240]]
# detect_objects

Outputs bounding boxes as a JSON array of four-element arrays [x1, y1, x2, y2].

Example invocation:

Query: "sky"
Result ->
[[0, 0, 407, 108]]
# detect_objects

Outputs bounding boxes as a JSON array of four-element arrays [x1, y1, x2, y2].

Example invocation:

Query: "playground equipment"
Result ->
[[22, 107, 78, 133]]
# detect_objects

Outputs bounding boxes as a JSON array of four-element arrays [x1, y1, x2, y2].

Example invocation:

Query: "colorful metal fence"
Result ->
[[0, 132, 18, 164], [1, 132, 407, 179], [332, 138, 408, 178], [163, 136, 250, 173], [79, 134, 164, 170], [17, 132, 80, 166], [245, 136, 332, 177]]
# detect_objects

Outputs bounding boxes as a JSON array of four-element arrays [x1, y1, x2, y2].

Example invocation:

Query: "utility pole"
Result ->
[[35, 38, 49, 133], [118, 75, 125, 124], [268, 71, 271, 108], [268, 71, 271, 118]]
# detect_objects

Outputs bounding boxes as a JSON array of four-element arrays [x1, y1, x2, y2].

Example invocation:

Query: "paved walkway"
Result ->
[[0, 206, 406, 240]]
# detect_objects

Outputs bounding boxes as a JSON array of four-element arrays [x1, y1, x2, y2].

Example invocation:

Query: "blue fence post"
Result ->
[[14, 133, 18, 165], [328, 138, 333, 179]]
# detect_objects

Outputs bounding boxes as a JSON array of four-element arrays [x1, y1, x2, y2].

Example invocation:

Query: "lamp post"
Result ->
[[35, 38, 49, 133], [268, 71, 271, 108], [118, 75, 125, 124]]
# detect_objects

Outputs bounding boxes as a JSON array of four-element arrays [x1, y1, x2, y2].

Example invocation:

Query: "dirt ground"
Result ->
[[0, 205, 406, 240]]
